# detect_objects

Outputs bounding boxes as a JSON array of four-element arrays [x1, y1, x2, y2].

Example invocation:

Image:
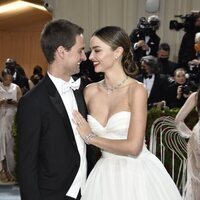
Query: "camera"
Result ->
[[189, 63, 199, 72], [181, 85, 191, 95], [169, 11, 200, 32], [137, 17, 152, 35], [43, 1, 53, 11]]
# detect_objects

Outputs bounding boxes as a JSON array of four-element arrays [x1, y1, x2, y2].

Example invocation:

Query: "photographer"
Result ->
[[187, 32, 200, 85], [129, 15, 160, 66], [165, 68, 196, 108], [177, 12, 200, 70]]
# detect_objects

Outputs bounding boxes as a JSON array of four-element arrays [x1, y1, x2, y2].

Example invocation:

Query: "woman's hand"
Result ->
[[73, 110, 92, 139], [0, 98, 6, 105]]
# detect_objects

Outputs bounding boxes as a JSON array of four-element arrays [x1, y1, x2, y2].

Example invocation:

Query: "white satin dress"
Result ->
[[81, 111, 182, 200]]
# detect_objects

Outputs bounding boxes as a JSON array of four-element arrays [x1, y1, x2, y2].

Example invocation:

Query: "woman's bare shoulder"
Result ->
[[84, 81, 103, 97], [128, 78, 147, 94], [126, 79, 148, 108]]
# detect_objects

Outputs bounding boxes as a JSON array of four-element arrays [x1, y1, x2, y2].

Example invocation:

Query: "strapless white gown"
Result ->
[[81, 111, 182, 200]]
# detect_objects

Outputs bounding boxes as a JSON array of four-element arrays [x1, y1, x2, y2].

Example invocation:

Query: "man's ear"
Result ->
[[56, 46, 66, 59]]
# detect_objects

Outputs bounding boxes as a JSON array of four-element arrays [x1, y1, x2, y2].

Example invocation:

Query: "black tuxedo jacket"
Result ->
[[17, 74, 98, 200], [135, 73, 168, 107], [130, 29, 160, 62]]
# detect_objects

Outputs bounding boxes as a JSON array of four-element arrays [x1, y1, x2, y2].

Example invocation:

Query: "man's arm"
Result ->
[[17, 97, 41, 200]]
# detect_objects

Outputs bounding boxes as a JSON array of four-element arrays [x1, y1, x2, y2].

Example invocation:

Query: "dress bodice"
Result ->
[[0, 82, 17, 101], [88, 111, 148, 158], [87, 111, 131, 140]]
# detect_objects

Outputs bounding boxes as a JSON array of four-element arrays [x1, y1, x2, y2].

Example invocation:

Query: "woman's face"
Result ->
[[89, 36, 116, 73], [2, 74, 13, 86], [174, 70, 186, 85]]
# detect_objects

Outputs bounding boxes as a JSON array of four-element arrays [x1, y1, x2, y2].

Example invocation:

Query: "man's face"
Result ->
[[63, 34, 86, 75], [141, 61, 151, 75], [158, 49, 169, 59]]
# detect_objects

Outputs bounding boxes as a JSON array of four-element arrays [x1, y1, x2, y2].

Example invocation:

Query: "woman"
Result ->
[[73, 26, 182, 199], [0, 69, 22, 182], [175, 91, 200, 200], [166, 68, 195, 109]]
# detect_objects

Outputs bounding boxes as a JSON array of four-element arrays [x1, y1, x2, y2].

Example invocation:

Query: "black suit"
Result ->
[[178, 30, 197, 70], [135, 74, 168, 109], [17, 74, 98, 200], [130, 29, 160, 62]]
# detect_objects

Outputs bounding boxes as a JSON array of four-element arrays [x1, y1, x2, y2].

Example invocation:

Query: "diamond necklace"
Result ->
[[100, 76, 128, 94]]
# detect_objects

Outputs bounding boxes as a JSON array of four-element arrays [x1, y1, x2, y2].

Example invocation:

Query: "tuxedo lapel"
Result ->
[[73, 77, 87, 118], [74, 89, 86, 117], [148, 74, 159, 100], [44, 74, 78, 149]]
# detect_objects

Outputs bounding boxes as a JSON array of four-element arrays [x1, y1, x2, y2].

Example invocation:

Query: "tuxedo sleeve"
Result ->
[[17, 96, 41, 200]]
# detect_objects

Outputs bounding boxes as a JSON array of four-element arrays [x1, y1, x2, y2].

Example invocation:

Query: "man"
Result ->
[[17, 19, 97, 200], [178, 13, 200, 70], [157, 43, 178, 77], [135, 55, 169, 109], [129, 15, 160, 65]]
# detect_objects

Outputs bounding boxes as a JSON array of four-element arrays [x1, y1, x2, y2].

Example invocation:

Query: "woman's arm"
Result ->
[[175, 92, 197, 137], [73, 83, 148, 156]]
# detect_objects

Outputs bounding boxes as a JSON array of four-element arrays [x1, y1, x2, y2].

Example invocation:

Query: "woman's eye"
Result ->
[[93, 48, 101, 53]]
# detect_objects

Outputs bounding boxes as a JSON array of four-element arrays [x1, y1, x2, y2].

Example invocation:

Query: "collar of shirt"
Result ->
[[48, 72, 80, 95], [143, 74, 155, 97]]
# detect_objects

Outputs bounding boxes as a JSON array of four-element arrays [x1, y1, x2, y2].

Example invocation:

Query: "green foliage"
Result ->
[[146, 107, 198, 147]]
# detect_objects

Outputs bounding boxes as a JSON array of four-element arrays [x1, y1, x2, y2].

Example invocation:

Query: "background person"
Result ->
[[157, 42, 178, 77], [165, 68, 196, 108], [129, 15, 160, 69], [175, 91, 200, 200], [135, 55, 169, 109], [30, 65, 44, 86], [178, 12, 200, 70], [0, 68, 22, 182]]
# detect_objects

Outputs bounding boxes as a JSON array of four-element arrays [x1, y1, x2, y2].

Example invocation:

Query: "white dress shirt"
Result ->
[[143, 74, 155, 97], [48, 72, 87, 198]]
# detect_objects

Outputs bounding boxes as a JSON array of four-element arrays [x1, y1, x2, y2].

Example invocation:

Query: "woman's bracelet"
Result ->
[[84, 132, 96, 145]]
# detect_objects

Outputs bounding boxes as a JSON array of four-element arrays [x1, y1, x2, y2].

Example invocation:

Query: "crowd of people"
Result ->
[[0, 12, 200, 200], [129, 13, 200, 111]]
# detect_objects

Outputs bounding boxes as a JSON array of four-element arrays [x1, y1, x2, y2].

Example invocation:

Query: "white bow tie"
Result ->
[[62, 78, 81, 93]]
